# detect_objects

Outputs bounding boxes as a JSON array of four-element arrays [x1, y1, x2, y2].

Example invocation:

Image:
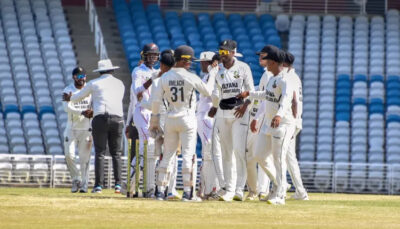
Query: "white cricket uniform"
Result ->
[[63, 84, 93, 187], [211, 58, 255, 199], [196, 71, 219, 196], [250, 70, 295, 200], [131, 63, 159, 192], [285, 67, 307, 196], [151, 67, 216, 192], [250, 69, 274, 194]]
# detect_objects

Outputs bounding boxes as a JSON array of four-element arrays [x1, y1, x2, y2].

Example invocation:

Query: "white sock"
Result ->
[[184, 186, 191, 192], [159, 186, 165, 193]]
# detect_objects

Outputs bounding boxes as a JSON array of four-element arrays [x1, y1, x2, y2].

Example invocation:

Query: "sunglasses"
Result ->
[[77, 74, 86, 79], [218, 49, 230, 56]]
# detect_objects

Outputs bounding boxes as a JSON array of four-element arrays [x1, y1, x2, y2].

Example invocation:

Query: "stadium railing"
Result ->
[[1, 154, 400, 195], [86, 0, 108, 59], [143, 0, 394, 15]]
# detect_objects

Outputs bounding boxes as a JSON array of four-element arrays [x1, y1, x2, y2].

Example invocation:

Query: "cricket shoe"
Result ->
[[91, 186, 102, 194], [245, 192, 258, 201], [291, 192, 309, 200], [218, 192, 234, 202], [233, 191, 244, 201], [267, 196, 285, 205], [205, 191, 219, 201], [115, 184, 122, 194], [167, 191, 181, 200], [145, 188, 155, 199], [79, 182, 88, 193], [156, 191, 165, 201], [258, 192, 269, 201], [71, 180, 81, 193], [182, 191, 192, 202]]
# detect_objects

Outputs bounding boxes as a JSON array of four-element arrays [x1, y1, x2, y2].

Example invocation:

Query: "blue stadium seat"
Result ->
[[21, 105, 36, 116], [337, 74, 351, 81], [370, 75, 384, 82], [336, 112, 350, 121], [369, 104, 385, 114], [354, 74, 367, 82], [4, 104, 19, 114], [387, 114, 400, 123], [39, 106, 55, 120], [353, 98, 367, 105], [387, 97, 400, 106]]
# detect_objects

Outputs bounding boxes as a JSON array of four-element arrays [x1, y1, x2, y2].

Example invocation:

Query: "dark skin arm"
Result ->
[[236, 91, 249, 99], [234, 99, 251, 118], [208, 107, 218, 118], [62, 92, 72, 101], [250, 119, 257, 133], [291, 91, 297, 118]]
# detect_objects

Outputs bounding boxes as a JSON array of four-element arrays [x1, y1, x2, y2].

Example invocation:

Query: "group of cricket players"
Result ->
[[62, 38, 308, 205], [124, 39, 308, 205]]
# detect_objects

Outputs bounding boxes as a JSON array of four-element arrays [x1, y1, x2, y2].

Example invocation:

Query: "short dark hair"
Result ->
[[284, 51, 295, 65]]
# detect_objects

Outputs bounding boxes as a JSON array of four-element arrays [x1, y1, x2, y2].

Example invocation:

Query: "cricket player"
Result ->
[[63, 67, 93, 193], [238, 46, 295, 205], [247, 46, 275, 200], [150, 45, 217, 201], [194, 51, 220, 199], [208, 40, 255, 201], [129, 43, 160, 197], [283, 51, 308, 200]]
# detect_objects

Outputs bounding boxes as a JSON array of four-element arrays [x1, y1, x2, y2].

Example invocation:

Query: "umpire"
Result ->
[[63, 59, 125, 194]]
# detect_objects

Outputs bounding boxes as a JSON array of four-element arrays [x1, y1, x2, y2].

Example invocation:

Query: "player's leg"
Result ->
[[245, 131, 258, 200], [286, 129, 308, 200], [232, 117, 249, 201], [197, 114, 218, 197], [179, 115, 198, 201], [156, 118, 179, 200], [63, 129, 80, 192], [216, 118, 236, 201], [211, 118, 225, 192], [167, 155, 180, 200], [77, 130, 93, 193], [269, 125, 295, 205], [257, 164, 270, 200], [255, 133, 276, 186]]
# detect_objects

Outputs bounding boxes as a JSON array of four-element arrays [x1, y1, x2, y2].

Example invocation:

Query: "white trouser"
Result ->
[[246, 128, 270, 194], [286, 127, 307, 195], [255, 124, 295, 198], [157, 115, 197, 192], [167, 155, 178, 194], [63, 128, 92, 186], [133, 106, 157, 192], [197, 112, 219, 195], [215, 115, 248, 195]]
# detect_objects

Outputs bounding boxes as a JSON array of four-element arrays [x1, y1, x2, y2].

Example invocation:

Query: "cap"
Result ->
[[219, 40, 237, 51], [174, 45, 196, 60], [195, 51, 215, 62], [284, 51, 295, 65], [262, 46, 285, 63], [142, 43, 160, 54], [256, 45, 277, 55], [72, 67, 85, 76], [160, 49, 175, 67]]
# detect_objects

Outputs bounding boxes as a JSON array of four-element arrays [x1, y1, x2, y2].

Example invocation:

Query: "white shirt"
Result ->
[[254, 69, 273, 121], [250, 70, 295, 129], [196, 71, 213, 114], [131, 63, 159, 110], [211, 58, 255, 118], [152, 67, 216, 118], [63, 83, 92, 130], [286, 67, 303, 129], [71, 74, 125, 117]]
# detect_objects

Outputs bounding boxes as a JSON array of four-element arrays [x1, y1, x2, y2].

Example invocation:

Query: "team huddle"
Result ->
[[124, 39, 308, 205]]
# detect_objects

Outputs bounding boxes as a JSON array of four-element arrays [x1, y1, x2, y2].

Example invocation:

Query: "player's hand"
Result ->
[[250, 119, 258, 133], [208, 107, 218, 118], [234, 103, 248, 118], [125, 125, 131, 139], [211, 60, 219, 68], [62, 92, 72, 101], [236, 91, 249, 99], [82, 109, 93, 118], [271, 116, 281, 128], [137, 91, 143, 101]]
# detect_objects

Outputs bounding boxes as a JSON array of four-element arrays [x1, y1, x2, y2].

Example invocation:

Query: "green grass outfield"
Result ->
[[0, 188, 400, 229]]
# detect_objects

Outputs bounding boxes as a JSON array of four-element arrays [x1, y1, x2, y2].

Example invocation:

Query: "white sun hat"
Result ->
[[195, 51, 216, 62], [93, 59, 120, 72]]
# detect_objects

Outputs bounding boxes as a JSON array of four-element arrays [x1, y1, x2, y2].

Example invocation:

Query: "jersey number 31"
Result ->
[[170, 87, 184, 102]]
